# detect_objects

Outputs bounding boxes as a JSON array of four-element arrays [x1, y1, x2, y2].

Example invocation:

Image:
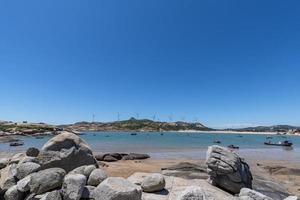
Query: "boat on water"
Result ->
[[264, 140, 293, 147], [213, 140, 221, 144], [9, 142, 24, 147], [130, 133, 137, 136], [228, 144, 239, 149]]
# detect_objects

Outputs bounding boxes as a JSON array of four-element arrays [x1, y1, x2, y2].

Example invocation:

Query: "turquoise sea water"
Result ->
[[1, 132, 300, 162]]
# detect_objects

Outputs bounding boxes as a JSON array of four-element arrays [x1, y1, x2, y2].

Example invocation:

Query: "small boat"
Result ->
[[213, 140, 221, 144], [160, 133, 164, 136], [130, 133, 137, 136], [237, 135, 243, 138], [228, 144, 239, 149], [264, 140, 293, 147], [9, 142, 24, 147]]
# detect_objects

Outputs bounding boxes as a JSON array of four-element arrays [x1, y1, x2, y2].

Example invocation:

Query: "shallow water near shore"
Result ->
[[1, 131, 300, 162]]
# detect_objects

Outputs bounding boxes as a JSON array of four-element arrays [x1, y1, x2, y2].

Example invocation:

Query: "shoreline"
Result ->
[[1, 129, 299, 137]]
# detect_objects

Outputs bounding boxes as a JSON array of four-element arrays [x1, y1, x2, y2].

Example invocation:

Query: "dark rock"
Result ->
[[26, 147, 40, 157], [94, 154, 106, 161], [103, 155, 118, 162], [122, 153, 150, 160], [81, 186, 95, 199]]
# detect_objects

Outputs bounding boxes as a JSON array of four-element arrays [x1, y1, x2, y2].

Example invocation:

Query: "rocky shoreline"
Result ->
[[0, 131, 298, 200]]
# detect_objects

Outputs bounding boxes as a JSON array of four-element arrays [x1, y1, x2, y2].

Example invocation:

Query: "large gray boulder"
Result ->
[[179, 186, 207, 200], [239, 188, 273, 200], [15, 162, 41, 180], [38, 131, 97, 172], [206, 145, 252, 194], [141, 173, 165, 192], [87, 168, 108, 186], [4, 185, 24, 200], [92, 177, 142, 200], [62, 174, 86, 200], [29, 168, 66, 194]]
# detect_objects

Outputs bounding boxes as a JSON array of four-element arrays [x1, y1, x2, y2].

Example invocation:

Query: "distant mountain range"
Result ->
[[60, 117, 212, 132], [224, 125, 300, 133], [1, 118, 299, 136]]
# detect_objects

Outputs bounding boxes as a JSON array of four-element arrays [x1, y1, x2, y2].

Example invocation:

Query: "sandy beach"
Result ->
[[1, 149, 298, 197], [101, 158, 300, 197]]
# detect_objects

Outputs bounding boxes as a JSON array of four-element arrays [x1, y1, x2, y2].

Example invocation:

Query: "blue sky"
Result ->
[[0, 1, 300, 128]]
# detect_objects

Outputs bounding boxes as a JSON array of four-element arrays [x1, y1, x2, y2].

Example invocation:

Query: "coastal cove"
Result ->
[[1, 131, 300, 163]]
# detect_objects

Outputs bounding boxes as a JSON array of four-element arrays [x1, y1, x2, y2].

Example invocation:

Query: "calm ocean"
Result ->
[[1, 132, 300, 162]]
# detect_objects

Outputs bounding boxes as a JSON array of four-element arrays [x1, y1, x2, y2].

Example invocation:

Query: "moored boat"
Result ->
[[264, 140, 293, 147], [9, 142, 24, 147], [228, 144, 239, 149]]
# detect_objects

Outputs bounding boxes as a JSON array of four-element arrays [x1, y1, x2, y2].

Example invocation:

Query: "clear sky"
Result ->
[[0, 1, 299, 128]]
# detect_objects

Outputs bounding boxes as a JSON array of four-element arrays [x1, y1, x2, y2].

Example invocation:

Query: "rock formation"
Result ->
[[206, 145, 253, 194]]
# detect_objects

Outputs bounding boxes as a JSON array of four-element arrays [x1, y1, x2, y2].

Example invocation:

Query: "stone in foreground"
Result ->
[[0, 164, 17, 192], [206, 145, 252, 194], [284, 196, 298, 200], [40, 190, 62, 200], [239, 188, 273, 200], [179, 186, 206, 200], [0, 158, 9, 169], [16, 175, 31, 192], [15, 162, 41, 180], [87, 168, 108, 186], [92, 177, 142, 200], [4, 185, 24, 200], [69, 165, 97, 178], [81, 186, 95, 199], [128, 172, 233, 200], [29, 167, 66, 194], [141, 173, 166, 192], [62, 174, 87, 200], [38, 131, 97, 172]]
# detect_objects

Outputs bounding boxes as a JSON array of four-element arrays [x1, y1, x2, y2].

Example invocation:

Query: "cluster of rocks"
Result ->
[[0, 132, 298, 200], [94, 152, 150, 162]]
